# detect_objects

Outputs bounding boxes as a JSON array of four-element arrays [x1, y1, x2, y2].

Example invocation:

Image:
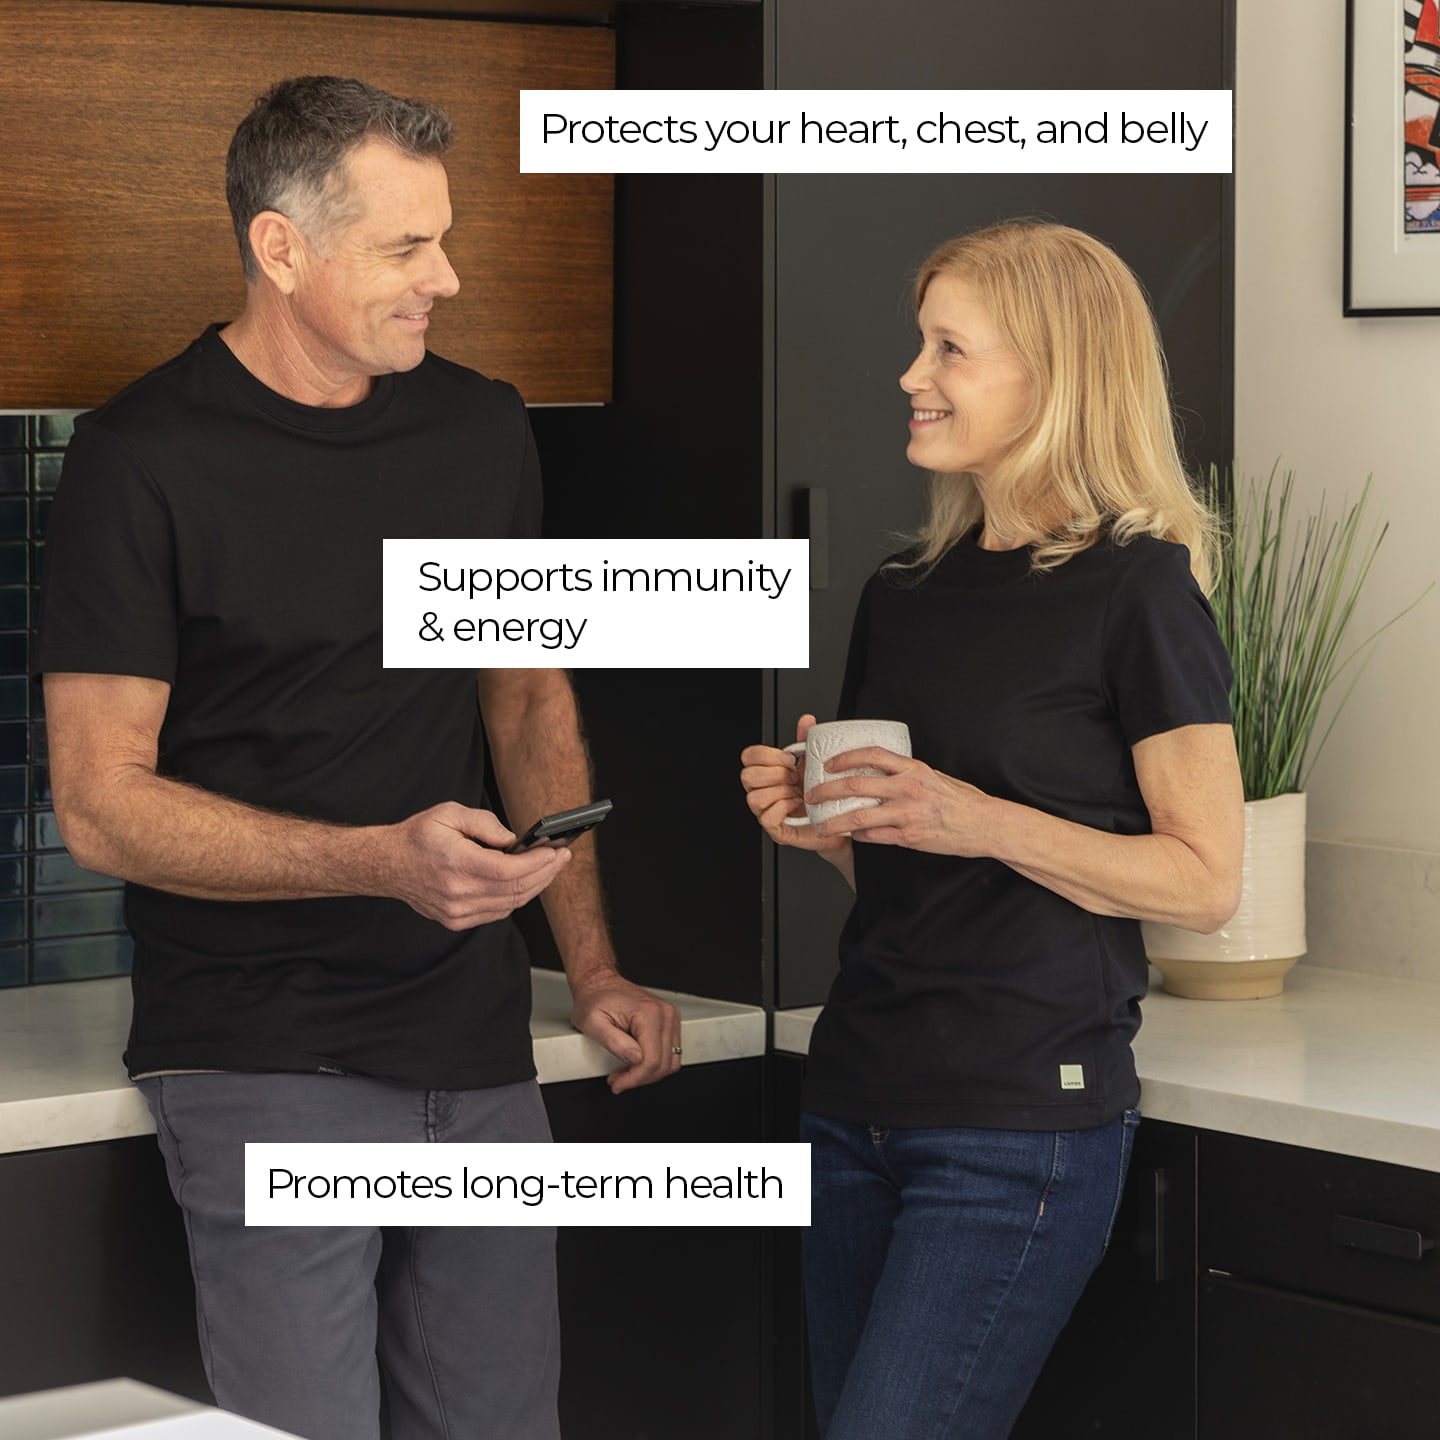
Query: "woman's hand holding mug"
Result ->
[[783, 719, 912, 832], [806, 748, 995, 856], [740, 715, 854, 858]]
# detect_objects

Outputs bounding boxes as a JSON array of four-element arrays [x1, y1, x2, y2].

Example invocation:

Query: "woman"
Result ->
[[741, 221, 1243, 1440]]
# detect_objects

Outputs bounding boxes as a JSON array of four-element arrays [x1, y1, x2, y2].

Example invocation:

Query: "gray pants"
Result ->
[[139, 1072, 560, 1440]]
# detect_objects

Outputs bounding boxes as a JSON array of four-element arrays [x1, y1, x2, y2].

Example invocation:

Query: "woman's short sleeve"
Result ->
[[1103, 539, 1233, 747]]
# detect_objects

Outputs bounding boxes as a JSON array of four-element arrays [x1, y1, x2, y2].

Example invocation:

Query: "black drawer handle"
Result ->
[[807, 487, 829, 591], [1332, 1214, 1435, 1262]]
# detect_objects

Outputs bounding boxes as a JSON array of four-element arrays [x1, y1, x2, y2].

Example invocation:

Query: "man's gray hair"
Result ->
[[226, 76, 454, 282]]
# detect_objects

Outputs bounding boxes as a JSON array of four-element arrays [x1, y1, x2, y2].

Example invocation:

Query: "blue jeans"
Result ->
[[801, 1108, 1140, 1440], [139, 1072, 560, 1440]]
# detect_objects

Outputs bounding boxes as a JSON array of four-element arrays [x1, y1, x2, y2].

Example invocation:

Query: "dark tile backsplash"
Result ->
[[0, 412, 130, 987]]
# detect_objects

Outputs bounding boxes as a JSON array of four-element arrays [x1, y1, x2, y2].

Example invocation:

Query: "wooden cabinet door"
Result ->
[[0, 0, 612, 408]]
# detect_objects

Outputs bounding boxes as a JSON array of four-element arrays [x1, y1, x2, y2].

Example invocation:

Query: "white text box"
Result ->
[[520, 89, 1233, 174], [383, 538, 808, 668], [246, 1141, 811, 1226]]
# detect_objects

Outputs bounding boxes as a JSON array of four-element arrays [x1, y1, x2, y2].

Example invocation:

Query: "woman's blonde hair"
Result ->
[[892, 220, 1218, 592]]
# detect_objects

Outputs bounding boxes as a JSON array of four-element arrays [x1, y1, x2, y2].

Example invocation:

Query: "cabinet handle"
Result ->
[[806, 487, 829, 591], [1332, 1214, 1435, 1262], [1135, 1167, 1168, 1284]]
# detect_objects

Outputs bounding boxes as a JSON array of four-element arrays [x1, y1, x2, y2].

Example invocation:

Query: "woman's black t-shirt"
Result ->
[[36, 326, 543, 1088], [801, 531, 1232, 1131]]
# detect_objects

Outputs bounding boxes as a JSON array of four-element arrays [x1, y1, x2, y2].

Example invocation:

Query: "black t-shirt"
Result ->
[[801, 531, 1232, 1131], [37, 326, 543, 1087]]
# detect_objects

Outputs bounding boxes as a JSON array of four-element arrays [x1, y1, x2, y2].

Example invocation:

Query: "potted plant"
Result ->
[[1143, 464, 1425, 999]]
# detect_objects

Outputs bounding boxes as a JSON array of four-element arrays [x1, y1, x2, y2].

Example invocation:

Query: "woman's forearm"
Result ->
[[980, 796, 1239, 932]]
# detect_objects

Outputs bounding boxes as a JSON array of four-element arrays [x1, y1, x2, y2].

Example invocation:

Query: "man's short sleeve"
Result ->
[[36, 418, 179, 682], [1103, 539, 1233, 747]]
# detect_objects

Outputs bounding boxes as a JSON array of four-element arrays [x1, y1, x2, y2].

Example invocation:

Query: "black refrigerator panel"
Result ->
[[524, 4, 767, 1007], [772, 0, 1234, 1006]]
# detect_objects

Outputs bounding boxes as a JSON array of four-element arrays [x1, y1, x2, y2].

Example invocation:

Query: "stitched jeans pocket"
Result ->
[[1102, 1108, 1142, 1253]]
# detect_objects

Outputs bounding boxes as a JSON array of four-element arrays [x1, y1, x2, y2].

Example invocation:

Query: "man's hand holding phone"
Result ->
[[505, 798, 613, 852]]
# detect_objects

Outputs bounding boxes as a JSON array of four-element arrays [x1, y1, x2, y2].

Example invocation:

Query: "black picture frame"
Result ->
[[1345, 0, 1440, 316]]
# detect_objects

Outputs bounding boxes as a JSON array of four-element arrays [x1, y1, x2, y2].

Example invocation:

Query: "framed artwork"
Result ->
[[1345, 0, 1440, 314]]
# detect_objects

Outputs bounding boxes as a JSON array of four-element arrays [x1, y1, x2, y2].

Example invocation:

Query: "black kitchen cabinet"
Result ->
[[1196, 1132, 1440, 1440], [998, 1127, 1440, 1438], [768, 1052, 818, 1439], [1002, 1128, 1440, 1437], [1199, 1275, 1440, 1439], [1199, 1131, 1440, 1324], [0, 1058, 768, 1437], [768, 1072, 1440, 1440], [546, 1058, 770, 1440], [0, 1138, 209, 1404], [1012, 1119, 1199, 1439]]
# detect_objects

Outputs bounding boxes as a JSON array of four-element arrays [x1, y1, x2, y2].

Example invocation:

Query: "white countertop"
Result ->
[[775, 965, 1440, 1174], [0, 1379, 295, 1438], [11, 964, 1440, 1173], [0, 971, 764, 1156]]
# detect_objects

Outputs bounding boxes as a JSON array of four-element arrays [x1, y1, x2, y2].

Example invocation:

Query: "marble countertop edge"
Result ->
[[1, 1091, 154, 1155], [8, 964, 1440, 1172], [1132, 1080, 1440, 1173], [0, 973, 765, 1156], [769, 967, 1440, 1174]]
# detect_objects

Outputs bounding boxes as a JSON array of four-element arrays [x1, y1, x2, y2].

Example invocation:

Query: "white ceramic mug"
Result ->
[[782, 719, 912, 829]]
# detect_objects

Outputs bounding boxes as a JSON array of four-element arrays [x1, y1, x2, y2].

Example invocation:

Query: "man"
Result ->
[[37, 76, 679, 1440]]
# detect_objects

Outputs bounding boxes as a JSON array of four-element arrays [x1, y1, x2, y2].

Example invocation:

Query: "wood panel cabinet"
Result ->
[[0, 1, 613, 408]]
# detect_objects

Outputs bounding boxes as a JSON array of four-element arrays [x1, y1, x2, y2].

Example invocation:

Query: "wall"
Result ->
[[1234, 0, 1440, 974], [0, 415, 131, 987]]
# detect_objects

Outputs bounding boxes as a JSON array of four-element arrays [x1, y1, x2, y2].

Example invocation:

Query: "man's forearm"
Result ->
[[59, 765, 394, 902], [480, 670, 618, 984], [46, 669, 569, 929]]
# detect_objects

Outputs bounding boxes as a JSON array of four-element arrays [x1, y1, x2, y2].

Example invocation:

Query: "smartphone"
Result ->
[[505, 799, 613, 853]]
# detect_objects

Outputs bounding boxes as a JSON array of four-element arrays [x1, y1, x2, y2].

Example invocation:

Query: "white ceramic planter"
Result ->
[[1142, 792, 1307, 999]]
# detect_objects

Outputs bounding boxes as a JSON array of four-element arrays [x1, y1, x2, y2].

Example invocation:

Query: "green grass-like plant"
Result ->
[[1205, 463, 1428, 801]]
